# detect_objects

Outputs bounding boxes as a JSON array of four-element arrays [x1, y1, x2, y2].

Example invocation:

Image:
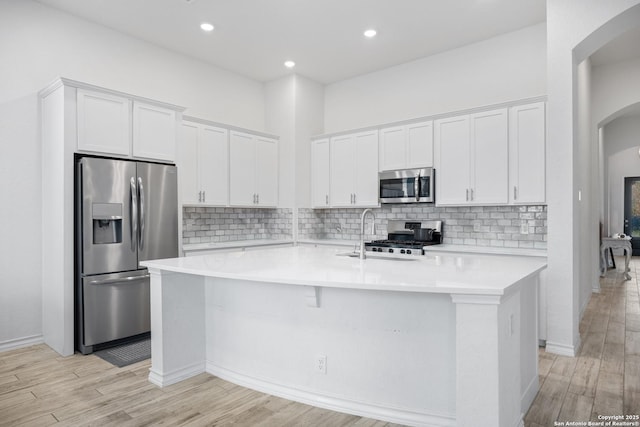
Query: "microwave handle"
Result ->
[[414, 173, 421, 201]]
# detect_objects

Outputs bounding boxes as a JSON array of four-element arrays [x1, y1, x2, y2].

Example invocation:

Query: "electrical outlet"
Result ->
[[316, 355, 327, 374], [520, 221, 529, 235]]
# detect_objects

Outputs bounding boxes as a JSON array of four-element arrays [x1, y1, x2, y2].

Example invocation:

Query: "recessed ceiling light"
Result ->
[[284, 60, 296, 68], [200, 22, 214, 32], [364, 29, 377, 38]]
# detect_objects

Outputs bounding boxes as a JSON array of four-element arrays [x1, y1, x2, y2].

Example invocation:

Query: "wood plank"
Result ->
[[600, 342, 624, 375], [624, 354, 640, 415], [557, 391, 593, 422], [567, 357, 600, 397], [591, 371, 623, 418]]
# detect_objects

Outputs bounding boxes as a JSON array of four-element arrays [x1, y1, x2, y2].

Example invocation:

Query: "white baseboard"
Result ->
[[521, 374, 539, 413], [206, 361, 456, 427], [545, 340, 579, 357], [0, 335, 44, 353], [148, 361, 205, 387]]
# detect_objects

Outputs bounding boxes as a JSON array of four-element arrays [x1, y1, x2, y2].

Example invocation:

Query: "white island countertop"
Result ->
[[142, 245, 546, 296]]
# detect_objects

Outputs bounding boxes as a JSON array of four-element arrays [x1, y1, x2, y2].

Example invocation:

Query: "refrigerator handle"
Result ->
[[138, 177, 145, 251], [130, 177, 137, 251]]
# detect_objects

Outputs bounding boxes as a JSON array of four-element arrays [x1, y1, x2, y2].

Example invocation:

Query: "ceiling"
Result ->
[[35, 0, 546, 84]]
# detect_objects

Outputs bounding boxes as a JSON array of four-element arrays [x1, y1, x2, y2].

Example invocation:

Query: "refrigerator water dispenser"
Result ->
[[92, 203, 122, 244]]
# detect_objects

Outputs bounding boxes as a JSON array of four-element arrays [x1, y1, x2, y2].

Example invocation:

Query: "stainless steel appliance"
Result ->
[[365, 220, 442, 257], [379, 167, 435, 204], [75, 156, 178, 354]]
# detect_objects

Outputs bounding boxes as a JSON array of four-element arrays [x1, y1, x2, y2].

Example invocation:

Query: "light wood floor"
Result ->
[[2, 259, 639, 427], [525, 257, 640, 426]]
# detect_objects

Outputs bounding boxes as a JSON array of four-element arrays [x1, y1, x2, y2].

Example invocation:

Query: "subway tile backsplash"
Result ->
[[297, 205, 547, 249], [182, 207, 293, 245], [183, 205, 546, 250]]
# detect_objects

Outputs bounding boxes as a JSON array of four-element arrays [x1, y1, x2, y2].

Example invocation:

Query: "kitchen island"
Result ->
[[141, 245, 546, 427]]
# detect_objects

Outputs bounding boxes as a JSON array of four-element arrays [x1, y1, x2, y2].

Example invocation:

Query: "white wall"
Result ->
[[323, 23, 546, 133], [592, 57, 640, 126], [0, 0, 267, 349], [0, 1, 266, 129], [545, 0, 640, 356], [604, 116, 640, 234], [0, 95, 42, 348]]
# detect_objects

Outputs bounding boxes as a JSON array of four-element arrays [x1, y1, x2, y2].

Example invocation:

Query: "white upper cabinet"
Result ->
[[179, 120, 229, 206], [509, 102, 546, 204], [75, 85, 182, 162], [435, 109, 508, 206], [379, 121, 433, 171], [132, 102, 177, 162], [229, 131, 278, 207], [311, 138, 330, 208], [256, 136, 278, 207], [330, 130, 379, 207], [435, 115, 471, 205], [470, 109, 508, 205], [76, 89, 131, 156]]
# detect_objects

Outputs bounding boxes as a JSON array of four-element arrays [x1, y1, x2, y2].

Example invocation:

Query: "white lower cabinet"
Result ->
[[180, 120, 228, 206], [509, 102, 546, 204], [229, 131, 278, 207], [330, 130, 378, 207], [435, 109, 508, 206]]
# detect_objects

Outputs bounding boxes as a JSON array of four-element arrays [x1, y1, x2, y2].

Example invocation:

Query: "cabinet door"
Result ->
[[470, 109, 508, 204], [379, 126, 406, 171], [132, 102, 177, 162], [330, 135, 356, 207], [354, 131, 379, 206], [229, 132, 257, 206], [77, 89, 131, 156], [407, 121, 433, 168], [256, 137, 278, 207], [200, 125, 229, 206], [509, 103, 546, 204], [311, 139, 331, 207], [179, 122, 200, 205], [435, 115, 470, 205]]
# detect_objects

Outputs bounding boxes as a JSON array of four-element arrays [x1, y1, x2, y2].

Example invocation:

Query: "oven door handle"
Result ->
[[414, 173, 421, 202]]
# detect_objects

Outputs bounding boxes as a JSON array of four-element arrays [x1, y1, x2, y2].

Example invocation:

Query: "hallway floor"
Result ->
[[525, 257, 640, 426]]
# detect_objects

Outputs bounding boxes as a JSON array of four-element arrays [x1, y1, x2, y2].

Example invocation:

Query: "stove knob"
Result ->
[[407, 250, 412, 255], [388, 248, 394, 253], [400, 249, 406, 254]]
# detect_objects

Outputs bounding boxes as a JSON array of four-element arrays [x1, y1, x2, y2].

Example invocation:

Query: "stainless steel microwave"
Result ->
[[379, 167, 435, 203]]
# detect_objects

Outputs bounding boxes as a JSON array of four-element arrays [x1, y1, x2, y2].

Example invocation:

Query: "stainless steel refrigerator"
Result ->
[[75, 156, 178, 354]]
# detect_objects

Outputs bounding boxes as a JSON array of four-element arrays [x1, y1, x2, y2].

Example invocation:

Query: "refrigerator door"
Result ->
[[136, 162, 178, 263], [82, 270, 150, 346], [80, 157, 138, 275]]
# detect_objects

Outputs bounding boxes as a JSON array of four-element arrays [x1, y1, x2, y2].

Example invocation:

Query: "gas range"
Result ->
[[364, 220, 442, 257]]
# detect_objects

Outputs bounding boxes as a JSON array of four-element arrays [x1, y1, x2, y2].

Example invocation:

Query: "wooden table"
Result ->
[[600, 237, 632, 280]]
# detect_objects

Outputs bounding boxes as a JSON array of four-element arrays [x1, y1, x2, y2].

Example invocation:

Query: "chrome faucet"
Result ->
[[360, 208, 376, 259]]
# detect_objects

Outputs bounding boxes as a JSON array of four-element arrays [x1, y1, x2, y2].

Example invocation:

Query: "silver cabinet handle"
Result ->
[[138, 177, 145, 251], [88, 274, 150, 285], [257, 194, 259, 204], [514, 186, 517, 200], [326, 195, 329, 205], [466, 189, 469, 201], [354, 193, 356, 204], [414, 175, 420, 201], [253, 194, 257, 204], [198, 191, 201, 202], [470, 188, 474, 201], [130, 177, 137, 251], [203, 191, 206, 203]]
